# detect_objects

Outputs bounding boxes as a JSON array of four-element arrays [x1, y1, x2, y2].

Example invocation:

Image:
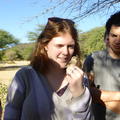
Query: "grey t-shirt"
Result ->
[[83, 49, 120, 120]]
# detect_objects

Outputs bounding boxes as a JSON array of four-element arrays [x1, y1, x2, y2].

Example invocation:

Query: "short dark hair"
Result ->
[[105, 11, 120, 35]]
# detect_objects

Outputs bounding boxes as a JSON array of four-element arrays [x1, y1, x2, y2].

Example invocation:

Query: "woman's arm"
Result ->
[[4, 68, 26, 120]]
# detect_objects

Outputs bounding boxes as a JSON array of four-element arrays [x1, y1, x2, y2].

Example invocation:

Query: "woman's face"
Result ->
[[45, 33, 75, 69]]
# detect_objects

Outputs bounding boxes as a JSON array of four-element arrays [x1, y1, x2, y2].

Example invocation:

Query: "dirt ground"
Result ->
[[0, 61, 30, 119], [0, 61, 30, 86]]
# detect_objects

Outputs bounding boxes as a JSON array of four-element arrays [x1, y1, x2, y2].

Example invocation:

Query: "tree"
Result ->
[[3, 43, 35, 61], [0, 29, 19, 49], [48, 0, 120, 20], [3, 50, 17, 61], [27, 24, 45, 41], [27, 0, 120, 21], [79, 26, 105, 56]]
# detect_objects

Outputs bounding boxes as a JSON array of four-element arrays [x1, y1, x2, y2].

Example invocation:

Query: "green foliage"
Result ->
[[27, 24, 45, 41], [17, 44, 35, 60], [0, 26, 106, 61], [0, 51, 5, 60], [3, 43, 35, 61], [3, 50, 17, 61], [0, 29, 19, 48], [0, 83, 7, 109], [79, 26, 106, 56], [27, 32, 38, 41]]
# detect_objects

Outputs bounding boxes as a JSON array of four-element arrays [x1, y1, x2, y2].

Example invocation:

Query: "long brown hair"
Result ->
[[30, 17, 81, 74]]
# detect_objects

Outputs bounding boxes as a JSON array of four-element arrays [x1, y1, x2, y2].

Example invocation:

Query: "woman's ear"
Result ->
[[45, 45, 48, 51]]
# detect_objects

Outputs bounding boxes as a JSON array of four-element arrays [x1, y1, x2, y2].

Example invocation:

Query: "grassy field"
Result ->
[[0, 61, 30, 86], [0, 61, 30, 118]]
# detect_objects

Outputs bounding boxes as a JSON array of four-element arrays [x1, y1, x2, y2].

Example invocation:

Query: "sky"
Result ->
[[0, 0, 118, 43]]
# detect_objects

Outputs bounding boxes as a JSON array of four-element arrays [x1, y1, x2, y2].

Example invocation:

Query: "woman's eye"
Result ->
[[56, 44, 63, 48], [68, 45, 75, 49]]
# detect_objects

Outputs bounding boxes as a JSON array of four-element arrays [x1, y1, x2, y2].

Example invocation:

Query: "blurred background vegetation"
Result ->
[[0, 25, 105, 62]]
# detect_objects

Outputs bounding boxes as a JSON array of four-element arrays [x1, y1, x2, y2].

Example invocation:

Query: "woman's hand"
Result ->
[[66, 65, 85, 98]]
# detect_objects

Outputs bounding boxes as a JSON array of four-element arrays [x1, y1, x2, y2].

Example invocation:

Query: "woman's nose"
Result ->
[[63, 46, 69, 55]]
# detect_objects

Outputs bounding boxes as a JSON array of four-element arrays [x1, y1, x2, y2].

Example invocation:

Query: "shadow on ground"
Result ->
[[0, 65, 28, 71]]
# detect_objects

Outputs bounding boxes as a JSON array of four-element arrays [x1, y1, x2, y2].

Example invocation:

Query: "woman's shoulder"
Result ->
[[17, 66, 43, 78], [15, 66, 35, 77], [15, 66, 45, 82], [18, 65, 33, 72]]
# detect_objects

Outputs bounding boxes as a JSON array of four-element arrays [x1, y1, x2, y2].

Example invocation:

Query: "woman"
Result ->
[[4, 17, 93, 120]]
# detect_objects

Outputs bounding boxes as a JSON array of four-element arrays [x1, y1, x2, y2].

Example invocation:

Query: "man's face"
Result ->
[[108, 25, 120, 56]]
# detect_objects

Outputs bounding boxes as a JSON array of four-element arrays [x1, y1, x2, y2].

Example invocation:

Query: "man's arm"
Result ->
[[83, 54, 120, 114], [105, 101, 120, 114], [90, 87, 120, 102], [90, 87, 120, 114]]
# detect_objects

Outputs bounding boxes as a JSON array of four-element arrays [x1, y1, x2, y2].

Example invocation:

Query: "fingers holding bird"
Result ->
[[66, 65, 85, 97]]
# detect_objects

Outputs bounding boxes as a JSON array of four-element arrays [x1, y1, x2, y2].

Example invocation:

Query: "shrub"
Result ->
[[0, 83, 7, 110]]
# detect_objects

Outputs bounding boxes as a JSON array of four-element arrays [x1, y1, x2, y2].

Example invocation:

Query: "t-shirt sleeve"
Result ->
[[66, 87, 93, 120], [83, 54, 94, 72]]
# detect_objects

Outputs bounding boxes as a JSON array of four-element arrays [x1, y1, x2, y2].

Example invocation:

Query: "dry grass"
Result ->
[[0, 61, 29, 67], [0, 61, 30, 86], [0, 61, 29, 119], [0, 69, 19, 86], [0, 61, 30, 119]]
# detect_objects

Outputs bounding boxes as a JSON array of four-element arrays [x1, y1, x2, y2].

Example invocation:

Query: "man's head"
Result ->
[[105, 11, 120, 35], [105, 11, 120, 58]]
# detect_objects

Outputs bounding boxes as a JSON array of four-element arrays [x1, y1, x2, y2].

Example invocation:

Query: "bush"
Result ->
[[0, 83, 7, 110], [2, 43, 35, 61]]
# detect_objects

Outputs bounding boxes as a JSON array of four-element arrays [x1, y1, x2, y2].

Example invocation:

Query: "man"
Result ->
[[83, 11, 120, 120]]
